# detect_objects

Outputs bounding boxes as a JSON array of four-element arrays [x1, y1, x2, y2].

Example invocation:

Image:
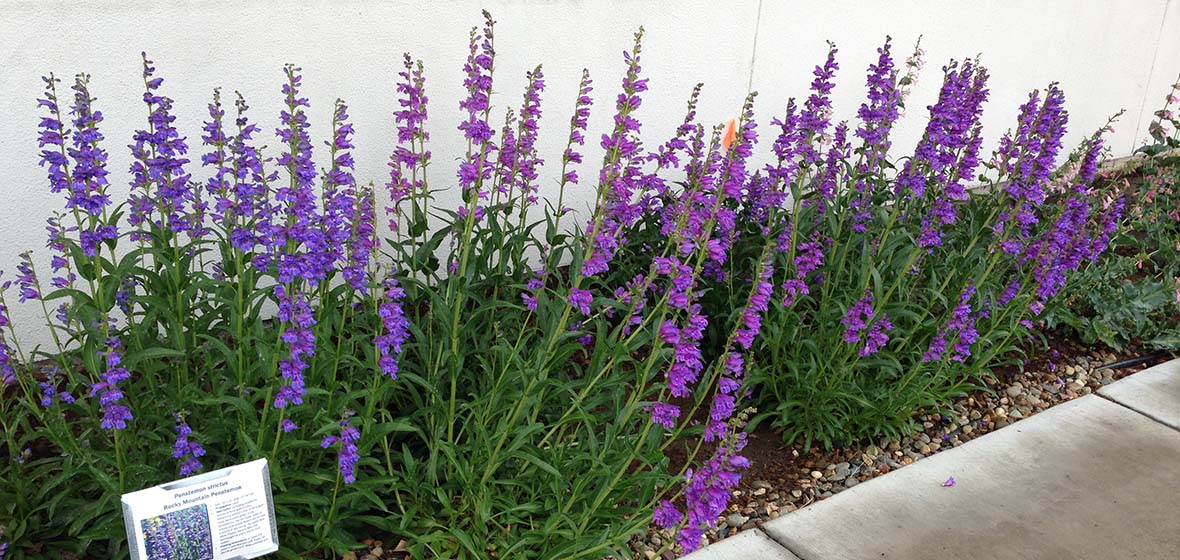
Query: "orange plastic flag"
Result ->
[[722, 118, 737, 151]]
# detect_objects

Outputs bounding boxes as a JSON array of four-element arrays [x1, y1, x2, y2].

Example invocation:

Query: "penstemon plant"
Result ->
[[1046, 75, 1180, 352], [0, 11, 785, 559], [617, 37, 1126, 448]]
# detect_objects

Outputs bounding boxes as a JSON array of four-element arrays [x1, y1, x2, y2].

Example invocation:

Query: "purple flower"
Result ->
[[925, 285, 980, 362], [227, 92, 273, 252], [375, 276, 410, 379], [281, 418, 298, 433], [583, 29, 649, 277], [269, 65, 330, 286], [675, 431, 749, 553], [172, 416, 207, 476], [993, 84, 1069, 251], [568, 288, 593, 315], [387, 54, 431, 233], [323, 100, 371, 291], [39, 367, 75, 407], [15, 252, 39, 302], [841, 292, 876, 344], [842, 291, 893, 356], [653, 500, 681, 529], [273, 285, 314, 409], [734, 255, 774, 351], [648, 402, 681, 429], [859, 317, 893, 357], [456, 12, 499, 222], [509, 66, 546, 211], [321, 417, 361, 484], [89, 334, 133, 430], [796, 43, 839, 167], [0, 283, 17, 388], [128, 54, 196, 236]]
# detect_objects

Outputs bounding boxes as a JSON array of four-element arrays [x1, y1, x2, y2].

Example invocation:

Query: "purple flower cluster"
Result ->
[[128, 54, 196, 236], [841, 291, 893, 357], [923, 285, 980, 362], [268, 65, 330, 285], [507, 66, 546, 209], [45, 216, 77, 290], [321, 417, 361, 484], [200, 89, 232, 239], [323, 101, 372, 291], [733, 255, 774, 351], [993, 84, 1069, 254], [347, 186, 377, 293], [387, 54, 431, 233], [712, 98, 759, 263], [90, 334, 133, 430], [0, 279, 16, 387], [894, 59, 989, 250], [583, 29, 649, 277], [68, 75, 115, 220], [15, 252, 39, 303], [39, 366, 75, 407], [654, 431, 749, 552], [567, 288, 593, 315], [797, 43, 839, 167], [520, 273, 544, 311], [172, 416, 206, 476], [226, 93, 272, 252], [273, 285, 314, 412], [561, 70, 594, 191], [456, 12, 498, 222], [38, 73, 117, 259], [375, 276, 410, 379]]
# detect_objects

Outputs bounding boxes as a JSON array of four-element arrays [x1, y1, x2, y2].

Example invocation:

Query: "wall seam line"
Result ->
[[746, 0, 763, 96], [1132, 0, 1173, 149]]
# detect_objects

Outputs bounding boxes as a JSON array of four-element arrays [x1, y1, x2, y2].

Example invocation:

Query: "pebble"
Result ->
[[726, 513, 748, 528], [833, 462, 851, 479], [1006, 383, 1024, 397], [844, 477, 860, 488], [810, 470, 823, 479]]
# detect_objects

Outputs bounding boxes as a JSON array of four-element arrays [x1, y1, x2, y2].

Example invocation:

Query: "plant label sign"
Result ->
[[121, 458, 279, 560]]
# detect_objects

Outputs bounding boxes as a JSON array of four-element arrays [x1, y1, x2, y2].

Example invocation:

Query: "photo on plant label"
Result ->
[[140, 504, 214, 560]]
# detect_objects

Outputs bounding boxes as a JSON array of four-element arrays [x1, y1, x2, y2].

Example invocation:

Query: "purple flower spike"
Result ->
[[128, 54, 196, 236], [273, 285, 314, 409], [375, 276, 410, 380], [0, 280, 18, 388], [456, 12, 499, 222], [172, 416, 206, 476], [387, 54, 431, 233], [89, 333, 133, 431], [15, 252, 39, 303], [842, 291, 893, 356], [321, 416, 361, 484], [583, 28, 649, 277], [568, 288, 593, 315]]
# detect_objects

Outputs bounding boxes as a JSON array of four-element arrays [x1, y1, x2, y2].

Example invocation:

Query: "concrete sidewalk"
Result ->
[[683, 359, 1180, 560]]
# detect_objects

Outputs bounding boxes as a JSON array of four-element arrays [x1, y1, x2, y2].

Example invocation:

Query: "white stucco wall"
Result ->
[[1, 0, 1177, 349]]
